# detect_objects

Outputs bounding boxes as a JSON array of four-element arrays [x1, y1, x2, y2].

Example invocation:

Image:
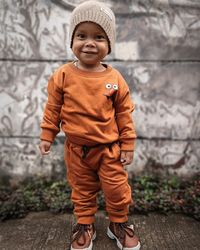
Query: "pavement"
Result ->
[[0, 211, 199, 250]]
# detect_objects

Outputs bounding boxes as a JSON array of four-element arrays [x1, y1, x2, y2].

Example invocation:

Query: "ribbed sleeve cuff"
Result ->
[[120, 139, 136, 151], [40, 129, 56, 143]]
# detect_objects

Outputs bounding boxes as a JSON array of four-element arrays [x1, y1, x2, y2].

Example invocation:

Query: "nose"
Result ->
[[85, 38, 96, 47]]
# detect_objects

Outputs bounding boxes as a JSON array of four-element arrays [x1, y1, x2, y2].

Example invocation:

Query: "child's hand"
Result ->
[[120, 151, 134, 166], [39, 140, 52, 155]]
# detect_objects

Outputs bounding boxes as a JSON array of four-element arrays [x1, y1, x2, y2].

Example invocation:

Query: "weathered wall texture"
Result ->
[[0, 0, 200, 184]]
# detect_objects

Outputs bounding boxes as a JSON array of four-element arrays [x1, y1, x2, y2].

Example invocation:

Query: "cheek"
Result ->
[[72, 39, 81, 49], [71, 46, 77, 57], [103, 45, 109, 56], [72, 43, 80, 55], [103, 42, 109, 55]]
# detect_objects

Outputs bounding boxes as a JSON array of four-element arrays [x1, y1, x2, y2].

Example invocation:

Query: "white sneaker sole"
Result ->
[[107, 227, 141, 250], [70, 231, 96, 250]]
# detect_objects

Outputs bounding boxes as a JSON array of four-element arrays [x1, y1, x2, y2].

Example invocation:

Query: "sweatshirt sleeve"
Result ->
[[40, 68, 64, 142], [114, 71, 137, 151]]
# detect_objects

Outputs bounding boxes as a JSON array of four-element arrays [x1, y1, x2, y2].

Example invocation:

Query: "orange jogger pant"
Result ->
[[64, 140, 133, 224]]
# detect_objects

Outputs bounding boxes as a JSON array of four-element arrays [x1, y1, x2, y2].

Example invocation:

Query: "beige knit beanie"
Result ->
[[69, 0, 116, 54]]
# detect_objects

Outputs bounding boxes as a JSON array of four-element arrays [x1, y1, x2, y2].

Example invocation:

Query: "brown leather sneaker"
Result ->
[[70, 224, 96, 250], [107, 222, 141, 250]]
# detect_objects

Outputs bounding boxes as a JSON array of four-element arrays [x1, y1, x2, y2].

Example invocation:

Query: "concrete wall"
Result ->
[[0, 0, 200, 184]]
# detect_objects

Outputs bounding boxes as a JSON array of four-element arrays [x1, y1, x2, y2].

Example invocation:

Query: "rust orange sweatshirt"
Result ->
[[40, 62, 136, 151]]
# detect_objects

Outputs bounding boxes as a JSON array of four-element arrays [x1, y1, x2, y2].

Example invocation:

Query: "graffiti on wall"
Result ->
[[0, 0, 200, 181]]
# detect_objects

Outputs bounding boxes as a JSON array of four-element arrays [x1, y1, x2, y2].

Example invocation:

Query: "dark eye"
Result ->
[[76, 33, 85, 39], [96, 35, 106, 40]]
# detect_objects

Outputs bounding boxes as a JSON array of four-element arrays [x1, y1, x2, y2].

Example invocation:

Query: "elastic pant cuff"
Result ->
[[77, 216, 95, 224], [108, 214, 128, 223]]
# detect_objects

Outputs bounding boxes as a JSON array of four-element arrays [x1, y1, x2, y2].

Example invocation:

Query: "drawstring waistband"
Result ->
[[82, 145, 90, 159], [81, 141, 118, 159]]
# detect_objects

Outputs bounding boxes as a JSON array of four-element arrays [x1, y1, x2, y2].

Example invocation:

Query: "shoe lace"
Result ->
[[115, 222, 135, 248], [71, 224, 92, 247]]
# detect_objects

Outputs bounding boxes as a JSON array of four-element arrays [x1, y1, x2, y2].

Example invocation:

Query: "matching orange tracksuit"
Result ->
[[40, 62, 136, 224]]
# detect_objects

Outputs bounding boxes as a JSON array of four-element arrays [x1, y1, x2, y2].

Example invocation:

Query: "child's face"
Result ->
[[72, 22, 109, 70]]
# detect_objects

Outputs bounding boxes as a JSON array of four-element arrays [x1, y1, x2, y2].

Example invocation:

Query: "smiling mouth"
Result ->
[[82, 51, 97, 54]]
